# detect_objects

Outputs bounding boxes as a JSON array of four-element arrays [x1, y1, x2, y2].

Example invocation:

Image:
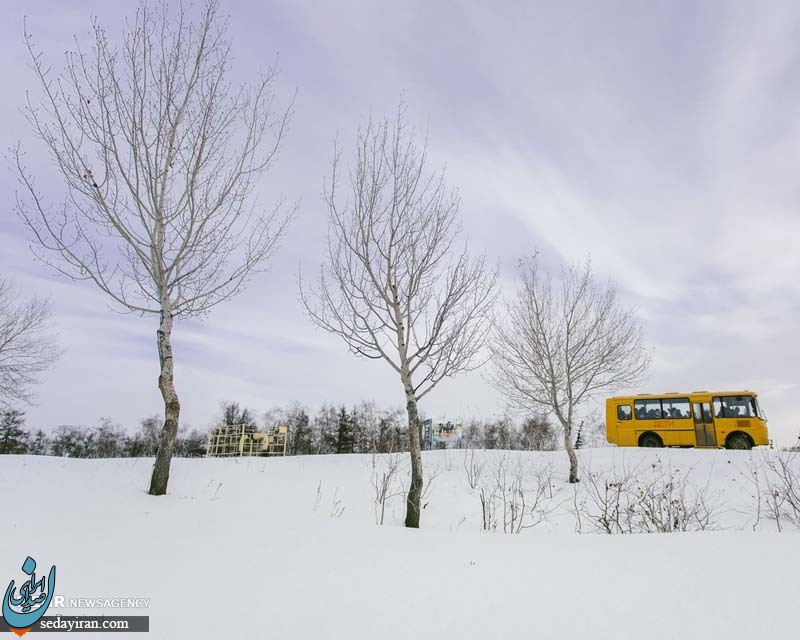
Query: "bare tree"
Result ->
[[473, 450, 555, 534], [300, 104, 497, 527], [14, 1, 294, 495], [371, 450, 405, 525], [0, 279, 61, 407], [218, 400, 256, 427], [757, 451, 800, 531], [519, 414, 558, 451], [491, 256, 649, 483], [579, 459, 718, 533]]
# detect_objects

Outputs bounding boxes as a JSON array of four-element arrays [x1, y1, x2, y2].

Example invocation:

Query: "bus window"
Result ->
[[754, 397, 765, 420], [661, 398, 690, 419], [634, 399, 663, 420], [714, 396, 758, 418], [617, 405, 632, 420]]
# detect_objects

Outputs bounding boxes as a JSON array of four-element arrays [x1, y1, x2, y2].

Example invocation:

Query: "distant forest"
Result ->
[[0, 401, 602, 458]]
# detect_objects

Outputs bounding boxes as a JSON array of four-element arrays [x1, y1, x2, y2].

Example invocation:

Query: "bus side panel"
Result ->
[[659, 419, 695, 446], [618, 424, 637, 446], [715, 417, 770, 447], [618, 415, 637, 446], [753, 420, 770, 446], [605, 400, 618, 444]]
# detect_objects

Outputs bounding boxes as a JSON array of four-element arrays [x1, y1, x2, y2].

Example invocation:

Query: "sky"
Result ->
[[1, 1, 798, 444]]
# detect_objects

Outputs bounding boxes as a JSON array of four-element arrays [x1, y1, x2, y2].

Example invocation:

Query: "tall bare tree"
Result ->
[[300, 105, 498, 527], [14, 0, 294, 494], [491, 256, 649, 482], [0, 279, 61, 407]]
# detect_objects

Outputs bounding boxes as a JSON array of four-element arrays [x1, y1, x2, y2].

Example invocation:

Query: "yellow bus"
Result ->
[[605, 391, 769, 449]]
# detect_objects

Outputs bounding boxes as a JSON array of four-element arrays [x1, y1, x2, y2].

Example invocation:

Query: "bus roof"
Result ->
[[607, 390, 757, 401]]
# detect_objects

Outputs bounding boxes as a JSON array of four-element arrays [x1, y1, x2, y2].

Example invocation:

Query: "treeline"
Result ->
[[236, 401, 567, 455], [0, 401, 594, 458], [0, 410, 206, 458]]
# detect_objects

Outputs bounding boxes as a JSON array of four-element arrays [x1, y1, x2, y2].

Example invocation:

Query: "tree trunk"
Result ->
[[564, 428, 579, 483], [403, 383, 424, 528], [148, 310, 181, 495]]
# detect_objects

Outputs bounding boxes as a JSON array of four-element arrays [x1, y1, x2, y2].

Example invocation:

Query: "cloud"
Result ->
[[1, 0, 797, 443]]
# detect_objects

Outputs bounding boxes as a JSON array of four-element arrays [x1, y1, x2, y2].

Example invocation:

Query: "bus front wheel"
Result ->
[[726, 432, 753, 450], [639, 433, 663, 448]]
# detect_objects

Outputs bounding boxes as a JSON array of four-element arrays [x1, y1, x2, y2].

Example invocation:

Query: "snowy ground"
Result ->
[[1, 448, 799, 639]]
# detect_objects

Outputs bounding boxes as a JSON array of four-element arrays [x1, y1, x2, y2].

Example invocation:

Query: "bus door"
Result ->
[[692, 401, 717, 447]]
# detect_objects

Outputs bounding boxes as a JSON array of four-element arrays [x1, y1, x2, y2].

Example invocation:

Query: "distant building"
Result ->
[[421, 418, 463, 450], [206, 424, 288, 457]]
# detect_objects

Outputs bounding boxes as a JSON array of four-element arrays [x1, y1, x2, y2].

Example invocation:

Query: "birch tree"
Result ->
[[491, 256, 649, 483], [0, 279, 61, 407], [300, 105, 498, 527], [14, 0, 294, 495]]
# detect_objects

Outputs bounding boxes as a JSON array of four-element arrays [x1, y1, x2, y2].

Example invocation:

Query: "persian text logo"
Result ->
[[3, 556, 56, 637]]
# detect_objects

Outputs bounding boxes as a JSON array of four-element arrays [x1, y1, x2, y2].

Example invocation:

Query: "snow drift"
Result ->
[[1, 447, 798, 639]]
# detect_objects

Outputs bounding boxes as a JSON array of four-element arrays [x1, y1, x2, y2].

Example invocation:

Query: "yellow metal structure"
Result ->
[[206, 424, 288, 457], [605, 391, 769, 449]]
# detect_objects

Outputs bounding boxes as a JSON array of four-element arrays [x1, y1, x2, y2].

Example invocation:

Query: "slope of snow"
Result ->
[[1, 448, 798, 639]]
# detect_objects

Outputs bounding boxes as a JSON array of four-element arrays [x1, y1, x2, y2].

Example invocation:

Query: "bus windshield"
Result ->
[[754, 397, 766, 420], [712, 395, 760, 419]]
